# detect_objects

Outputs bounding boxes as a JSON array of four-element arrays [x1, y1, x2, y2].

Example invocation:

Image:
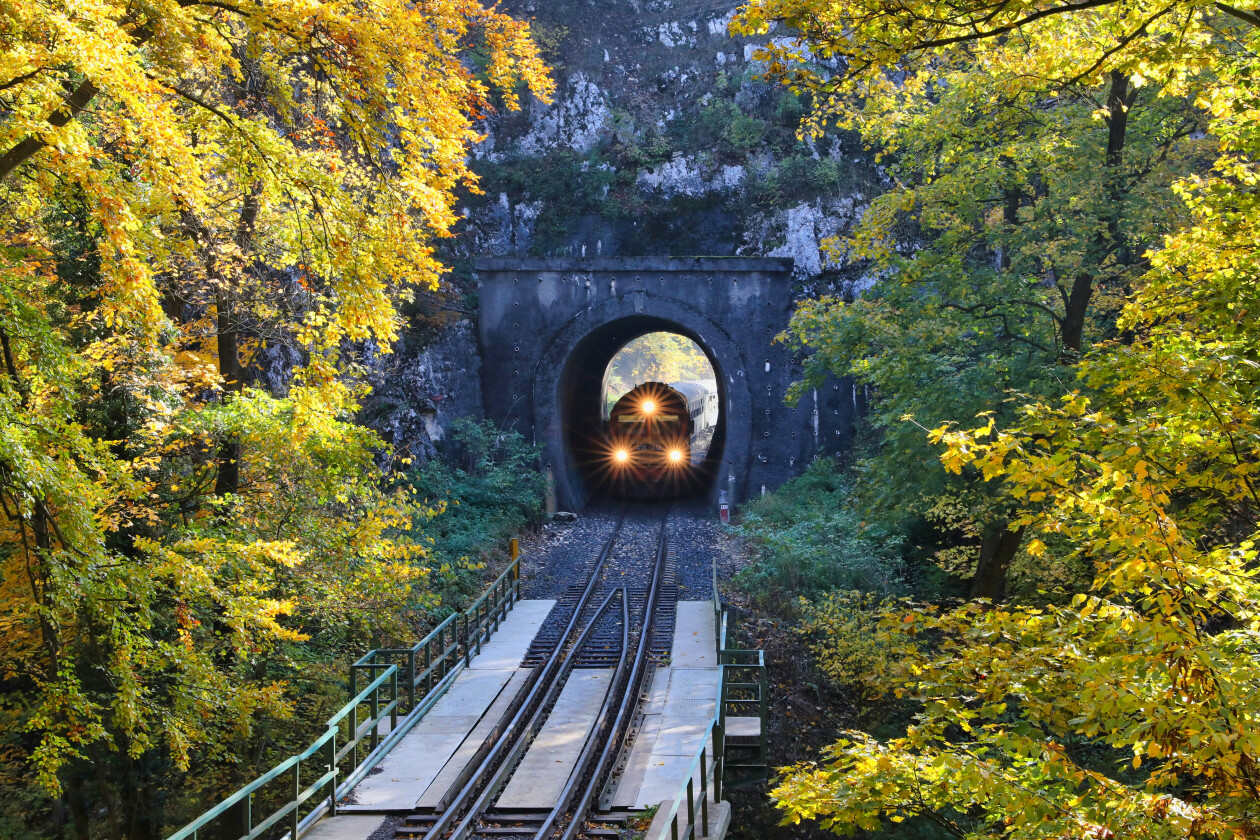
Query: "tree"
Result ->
[[0, 1, 551, 834], [737, 0, 1215, 598], [734, 0, 1260, 834], [603, 332, 715, 407]]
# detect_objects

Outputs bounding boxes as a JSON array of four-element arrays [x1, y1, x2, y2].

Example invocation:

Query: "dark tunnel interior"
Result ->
[[559, 316, 726, 503]]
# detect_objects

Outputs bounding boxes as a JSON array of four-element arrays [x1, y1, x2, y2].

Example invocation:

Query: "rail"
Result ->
[[167, 543, 523, 840], [553, 520, 670, 840], [421, 514, 628, 840]]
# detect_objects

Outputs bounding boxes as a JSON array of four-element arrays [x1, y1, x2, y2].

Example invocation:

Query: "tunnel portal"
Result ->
[[475, 257, 859, 511], [566, 323, 723, 501]]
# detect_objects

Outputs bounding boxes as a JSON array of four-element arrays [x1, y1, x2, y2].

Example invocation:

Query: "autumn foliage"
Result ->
[[0, 0, 550, 834], [734, 0, 1260, 835]]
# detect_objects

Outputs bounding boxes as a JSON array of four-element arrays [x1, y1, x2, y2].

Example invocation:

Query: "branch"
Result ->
[[1064, 4, 1178, 86], [894, 0, 1123, 54], [0, 67, 44, 93], [1215, 2, 1260, 27], [0, 76, 101, 182], [939, 302, 1056, 353]]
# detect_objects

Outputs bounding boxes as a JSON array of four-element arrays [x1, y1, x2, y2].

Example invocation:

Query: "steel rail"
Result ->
[[539, 517, 671, 840], [449, 588, 629, 840], [419, 510, 628, 840]]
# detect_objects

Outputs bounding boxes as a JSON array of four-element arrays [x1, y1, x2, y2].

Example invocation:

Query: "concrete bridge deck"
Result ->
[[307, 599, 735, 840], [611, 601, 720, 809], [337, 599, 555, 814], [496, 668, 615, 808]]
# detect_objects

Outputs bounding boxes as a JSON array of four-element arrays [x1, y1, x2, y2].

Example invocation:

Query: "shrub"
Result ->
[[747, 153, 850, 208], [733, 458, 904, 604], [403, 418, 544, 608], [795, 591, 911, 700], [680, 99, 769, 162]]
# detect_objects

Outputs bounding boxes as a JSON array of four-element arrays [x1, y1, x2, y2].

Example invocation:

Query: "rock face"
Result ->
[[457, 0, 882, 293], [371, 2, 882, 460], [361, 320, 486, 461]]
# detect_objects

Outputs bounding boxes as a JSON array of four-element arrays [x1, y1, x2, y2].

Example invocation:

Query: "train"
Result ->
[[601, 380, 718, 496]]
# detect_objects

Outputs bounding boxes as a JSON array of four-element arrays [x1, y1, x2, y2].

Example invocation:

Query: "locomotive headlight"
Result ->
[[667, 447, 684, 465], [613, 448, 631, 465], [641, 399, 656, 415]]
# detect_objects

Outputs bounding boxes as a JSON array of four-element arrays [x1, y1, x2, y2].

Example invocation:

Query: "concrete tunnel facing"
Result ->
[[474, 257, 864, 511]]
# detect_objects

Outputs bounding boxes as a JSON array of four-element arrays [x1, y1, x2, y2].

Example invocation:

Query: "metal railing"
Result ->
[[655, 671, 727, 840], [651, 559, 768, 839], [167, 543, 523, 840]]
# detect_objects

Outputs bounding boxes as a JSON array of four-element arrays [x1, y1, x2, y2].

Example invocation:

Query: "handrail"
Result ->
[[167, 544, 524, 840], [167, 666, 399, 840], [653, 669, 726, 840]]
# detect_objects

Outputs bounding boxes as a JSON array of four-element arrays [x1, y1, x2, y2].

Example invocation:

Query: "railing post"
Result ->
[[511, 540, 521, 601], [462, 613, 472, 667], [759, 659, 769, 765], [700, 748, 710, 835], [715, 719, 725, 801], [687, 777, 695, 837], [391, 667, 400, 730], [328, 731, 338, 817], [369, 681, 380, 753], [292, 759, 301, 839], [407, 648, 417, 712], [424, 636, 433, 696]]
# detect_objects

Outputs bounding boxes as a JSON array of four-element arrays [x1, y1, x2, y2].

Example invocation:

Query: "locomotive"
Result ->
[[602, 380, 718, 496]]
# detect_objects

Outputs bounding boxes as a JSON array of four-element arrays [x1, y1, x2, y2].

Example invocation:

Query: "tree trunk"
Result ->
[[1061, 71, 1131, 355], [212, 289, 243, 496], [971, 522, 1026, 601], [212, 189, 260, 497], [66, 775, 90, 840]]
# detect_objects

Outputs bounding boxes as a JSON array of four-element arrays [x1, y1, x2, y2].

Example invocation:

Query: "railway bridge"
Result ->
[[475, 257, 859, 509], [168, 509, 767, 840]]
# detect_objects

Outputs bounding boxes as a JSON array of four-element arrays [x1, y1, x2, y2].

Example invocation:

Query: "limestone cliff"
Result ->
[[458, 0, 882, 290]]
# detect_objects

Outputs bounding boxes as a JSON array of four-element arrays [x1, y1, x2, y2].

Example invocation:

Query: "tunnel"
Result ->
[[476, 257, 856, 513], [559, 317, 726, 503]]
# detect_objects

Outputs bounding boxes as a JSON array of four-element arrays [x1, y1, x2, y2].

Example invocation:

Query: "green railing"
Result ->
[[718, 648, 768, 772], [167, 544, 523, 840], [656, 671, 726, 840], [709, 559, 767, 771]]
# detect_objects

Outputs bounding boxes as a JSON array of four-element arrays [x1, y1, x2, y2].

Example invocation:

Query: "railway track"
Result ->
[[398, 507, 676, 840]]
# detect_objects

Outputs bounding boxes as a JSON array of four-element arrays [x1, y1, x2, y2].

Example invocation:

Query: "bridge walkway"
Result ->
[[609, 601, 719, 809], [336, 599, 555, 815], [311, 601, 732, 839]]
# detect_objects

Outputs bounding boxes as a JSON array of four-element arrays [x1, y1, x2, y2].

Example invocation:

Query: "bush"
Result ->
[[403, 419, 544, 608], [679, 99, 768, 163], [747, 153, 851, 208], [795, 591, 909, 700], [733, 458, 904, 604]]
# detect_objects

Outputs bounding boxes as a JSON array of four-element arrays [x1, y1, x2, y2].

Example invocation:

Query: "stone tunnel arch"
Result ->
[[536, 304, 752, 510], [475, 258, 859, 512]]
